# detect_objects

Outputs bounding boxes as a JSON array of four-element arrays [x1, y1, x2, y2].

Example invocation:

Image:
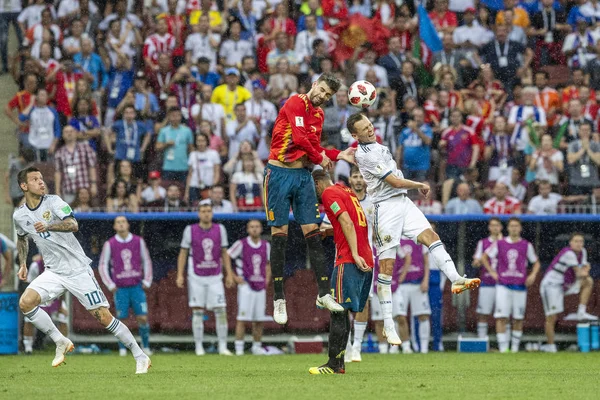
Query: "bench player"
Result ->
[[347, 113, 481, 344], [14, 167, 150, 373]]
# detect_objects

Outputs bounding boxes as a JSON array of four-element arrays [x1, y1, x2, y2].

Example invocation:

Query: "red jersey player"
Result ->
[[264, 73, 355, 324], [310, 169, 373, 375]]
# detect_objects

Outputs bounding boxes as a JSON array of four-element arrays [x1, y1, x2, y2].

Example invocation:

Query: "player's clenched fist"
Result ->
[[18, 264, 28, 281], [418, 183, 431, 199], [34, 221, 48, 233], [353, 254, 371, 272], [176, 274, 185, 288]]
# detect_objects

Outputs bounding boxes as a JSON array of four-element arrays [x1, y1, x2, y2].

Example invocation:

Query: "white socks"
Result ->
[[235, 340, 244, 355], [428, 241, 461, 283], [345, 334, 353, 356], [511, 331, 522, 353], [23, 336, 34, 353], [419, 320, 430, 354], [377, 274, 395, 329], [477, 322, 488, 338], [106, 317, 144, 359], [401, 341, 412, 353], [578, 304, 587, 314], [378, 342, 389, 354], [192, 310, 205, 352], [497, 332, 509, 352], [214, 308, 229, 352], [353, 321, 367, 350], [23, 307, 66, 344]]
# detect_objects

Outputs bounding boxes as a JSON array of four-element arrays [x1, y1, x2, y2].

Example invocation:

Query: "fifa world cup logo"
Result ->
[[507, 249, 519, 272], [121, 249, 133, 271], [251, 254, 262, 277], [202, 238, 214, 261]]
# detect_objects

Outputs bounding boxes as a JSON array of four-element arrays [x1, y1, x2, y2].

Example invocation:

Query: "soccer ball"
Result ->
[[348, 80, 377, 109]]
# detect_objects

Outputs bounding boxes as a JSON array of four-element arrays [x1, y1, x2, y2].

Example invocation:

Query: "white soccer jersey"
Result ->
[[355, 142, 407, 203], [359, 193, 374, 248], [543, 249, 588, 285], [13, 195, 91, 276]]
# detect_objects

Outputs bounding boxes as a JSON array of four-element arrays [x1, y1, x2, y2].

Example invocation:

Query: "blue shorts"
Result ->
[[263, 163, 321, 227], [331, 263, 373, 313], [114, 284, 148, 319]]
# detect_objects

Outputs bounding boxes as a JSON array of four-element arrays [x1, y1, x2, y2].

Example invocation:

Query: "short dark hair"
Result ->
[[508, 217, 521, 225], [316, 73, 342, 93], [167, 106, 181, 114], [350, 165, 361, 175], [312, 169, 331, 182], [489, 217, 502, 225], [312, 38, 324, 51], [535, 70, 549, 79], [346, 112, 367, 134], [580, 120, 593, 130], [20, 148, 35, 164], [17, 166, 41, 188]]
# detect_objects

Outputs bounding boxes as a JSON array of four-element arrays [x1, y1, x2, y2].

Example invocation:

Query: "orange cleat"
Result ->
[[451, 277, 481, 294]]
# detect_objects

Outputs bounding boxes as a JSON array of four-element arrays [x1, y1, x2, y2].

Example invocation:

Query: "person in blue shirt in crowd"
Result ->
[[74, 36, 108, 93], [105, 53, 135, 127], [19, 88, 61, 161], [397, 107, 433, 182], [132, 71, 160, 132], [191, 57, 221, 89], [69, 97, 102, 151], [155, 107, 194, 182]]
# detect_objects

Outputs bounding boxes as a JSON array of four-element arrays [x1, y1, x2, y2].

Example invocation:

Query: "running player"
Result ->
[[309, 170, 373, 375], [227, 220, 271, 356], [482, 217, 540, 353], [347, 113, 481, 344], [177, 200, 235, 356], [472, 217, 503, 338], [14, 167, 151, 373], [23, 255, 68, 354], [99, 216, 153, 356], [540, 233, 597, 353], [265, 73, 356, 324]]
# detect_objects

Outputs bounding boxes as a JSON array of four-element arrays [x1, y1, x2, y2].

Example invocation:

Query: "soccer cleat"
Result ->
[[351, 347, 362, 362], [451, 277, 481, 294], [308, 364, 345, 375], [195, 346, 205, 356], [119, 348, 127, 357], [541, 344, 557, 353], [219, 348, 233, 356], [51, 339, 74, 367], [577, 312, 599, 321], [403, 346, 414, 354], [389, 345, 400, 354], [382, 326, 402, 345], [344, 348, 353, 363], [273, 299, 288, 325], [251, 347, 266, 356], [315, 294, 344, 312], [135, 355, 151, 374]]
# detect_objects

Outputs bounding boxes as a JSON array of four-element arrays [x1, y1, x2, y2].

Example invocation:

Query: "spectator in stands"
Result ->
[[578, 86, 598, 122], [4, 148, 34, 207], [245, 80, 277, 160], [529, 134, 564, 186], [69, 98, 102, 150], [562, 18, 597, 69], [452, 7, 493, 49], [557, 99, 593, 148], [230, 156, 263, 212], [219, 20, 253, 69], [505, 169, 527, 202], [198, 120, 227, 158], [226, 103, 259, 160], [392, 61, 419, 111], [414, 180, 443, 214], [0, 0, 22, 74], [507, 86, 547, 152], [502, 8, 528, 47], [189, 0, 224, 33], [19, 88, 60, 161], [355, 45, 389, 88], [527, 180, 563, 215], [5, 72, 38, 147], [429, 0, 458, 36], [567, 121, 600, 195], [104, 53, 134, 127], [168, 65, 199, 125], [530, 0, 569, 69], [295, 14, 330, 75], [147, 53, 175, 104], [223, 140, 264, 177], [192, 84, 227, 139], [496, 0, 530, 28], [533, 70, 560, 127], [54, 125, 98, 204], [111, 160, 142, 201], [445, 183, 483, 214], [397, 107, 433, 181], [322, 0, 348, 28], [239, 56, 258, 90], [483, 181, 522, 214], [141, 170, 166, 206], [271, 2, 297, 47], [63, 19, 85, 56], [106, 104, 151, 177], [439, 109, 479, 180], [587, 42, 600, 91], [162, 184, 187, 211], [485, 116, 515, 184], [71, 187, 93, 212], [348, 0, 372, 16], [211, 68, 252, 121], [27, 8, 61, 60], [323, 89, 358, 149], [267, 58, 299, 104], [185, 133, 221, 205], [155, 107, 194, 181], [209, 184, 234, 213], [191, 57, 221, 89], [132, 72, 160, 124], [143, 17, 175, 70], [432, 35, 470, 88], [266, 31, 300, 74], [379, 37, 414, 83], [106, 178, 139, 212], [229, 0, 258, 41]]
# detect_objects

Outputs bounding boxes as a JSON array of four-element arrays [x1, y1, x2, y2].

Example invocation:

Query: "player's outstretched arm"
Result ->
[[34, 217, 79, 233], [16, 235, 29, 281], [337, 211, 370, 271], [383, 174, 429, 196]]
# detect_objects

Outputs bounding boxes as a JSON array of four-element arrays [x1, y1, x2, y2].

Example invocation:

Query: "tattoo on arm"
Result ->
[[17, 236, 29, 266], [47, 217, 79, 232], [92, 310, 102, 322]]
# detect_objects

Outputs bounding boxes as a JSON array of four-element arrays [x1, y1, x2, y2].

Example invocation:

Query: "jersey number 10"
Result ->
[[350, 197, 367, 228]]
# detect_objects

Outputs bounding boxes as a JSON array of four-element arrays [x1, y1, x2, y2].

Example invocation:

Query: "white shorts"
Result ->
[[494, 285, 527, 320], [540, 280, 581, 317], [476, 286, 496, 316], [237, 284, 267, 322], [188, 274, 226, 310], [28, 268, 109, 311], [370, 289, 404, 320], [398, 283, 431, 316], [374, 195, 431, 258]]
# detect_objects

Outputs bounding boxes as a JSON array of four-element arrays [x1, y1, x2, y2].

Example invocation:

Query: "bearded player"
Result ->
[[347, 113, 481, 344], [265, 73, 356, 324], [310, 169, 373, 375], [14, 167, 150, 373]]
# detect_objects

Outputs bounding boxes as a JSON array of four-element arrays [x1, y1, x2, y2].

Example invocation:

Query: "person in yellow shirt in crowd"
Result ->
[[496, 0, 530, 29], [189, 0, 224, 33], [211, 68, 252, 121]]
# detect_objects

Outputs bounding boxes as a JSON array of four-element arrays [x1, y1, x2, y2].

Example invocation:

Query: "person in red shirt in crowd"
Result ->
[[439, 71, 463, 111], [159, 0, 187, 68], [534, 70, 561, 127], [321, 0, 348, 27], [47, 58, 93, 118], [143, 17, 175, 70], [270, 3, 296, 49], [484, 181, 522, 214], [429, 0, 458, 36], [469, 64, 506, 107], [578, 86, 599, 126], [147, 53, 176, 105], [439, 109, 480, 180], [256, 17, 276, 74], [423, 87, 441, 128], [561, 68, 588, 111], [5, 73, 38, 146], [310, 168, 373, 375]]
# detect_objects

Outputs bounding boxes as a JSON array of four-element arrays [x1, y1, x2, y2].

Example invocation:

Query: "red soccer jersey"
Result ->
[[269, 94, 340, 165], [322, 184, 374, 268]]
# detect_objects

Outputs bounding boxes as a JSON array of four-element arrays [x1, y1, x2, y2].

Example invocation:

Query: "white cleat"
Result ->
[[351, 347, 363, 362], [119, 348, 127, 357], [142, 347, 153, 356], [195, 346, 205, 356], [344, 347, 353, 363], [541, 344, 557, 353], [251, 347, 267, 356], [577, 312, 599, 321], [135, 355, 151, 374], [219, 348, 233, 356], [403, 346, 414, 354], [273, 299, 288, 324], [389, 345, 400, 354], [316, 294, 344, 312], [382, 326, 402, 345], [52, 339, 74, 367]]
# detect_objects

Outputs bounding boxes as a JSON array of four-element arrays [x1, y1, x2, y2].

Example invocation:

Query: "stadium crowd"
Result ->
[[4, 0, 600, 215]]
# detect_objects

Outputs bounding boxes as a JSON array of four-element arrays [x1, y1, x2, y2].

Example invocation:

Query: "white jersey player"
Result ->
[[14, 167, 150, 373], [347, 113, 481, 345]]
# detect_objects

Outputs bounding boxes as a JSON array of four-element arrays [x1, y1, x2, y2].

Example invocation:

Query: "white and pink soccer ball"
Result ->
[[348, 80, 377, 109]]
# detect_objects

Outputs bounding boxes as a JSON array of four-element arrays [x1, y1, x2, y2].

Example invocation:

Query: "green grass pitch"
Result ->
[[1, 352, 599, 399]]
